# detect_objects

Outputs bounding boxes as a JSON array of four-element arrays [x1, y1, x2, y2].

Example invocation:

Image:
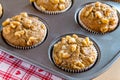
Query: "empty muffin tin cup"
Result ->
[[48, 33, 101, 73]]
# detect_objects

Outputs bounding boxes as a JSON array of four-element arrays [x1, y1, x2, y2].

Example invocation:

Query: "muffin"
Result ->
[[78, 2, 119, 34], [114, 0, 120, 2], [52, 34, 98, 72], [2, 12, 47, 49], [0, 3, 3, 18], [30, 0, 72, 14]]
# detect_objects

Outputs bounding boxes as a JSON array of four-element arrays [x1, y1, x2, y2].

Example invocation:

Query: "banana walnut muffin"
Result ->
[[2, 12, 47, 48], [53, 34, 98, 71], [0, 3, 3, 18], [79, 2, 119, 33], [30, 0, 72, 13]]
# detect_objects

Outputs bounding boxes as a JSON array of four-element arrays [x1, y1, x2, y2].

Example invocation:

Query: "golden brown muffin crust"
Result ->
[[0, 4, 3, 17], [80, 2, 119, 33], [33, 0, 72, 11], [53, 34, 97, 70], [2, 12, 47, 47]]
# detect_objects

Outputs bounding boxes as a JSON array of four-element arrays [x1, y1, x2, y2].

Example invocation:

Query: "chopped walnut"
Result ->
[[89, 57, 94, 63], [22, 18, 32, 28], [14, 30, 25, 37], [50, 0, 59, 4], [84, 11, 90, 17], [59, 50, 71, 59], [82, 37, 92, 47], [10, 23, 16, 29], [70, 44, 77, 52], [27, 37, 37, 46], [68, 37, 76, 44], [61, 45, 67, 49], [60, 0, 65, 3], [104, 9, 111, 16], [87, 6, 94, 12], [12, 15, 22, 21], [2, 19, 10, 26], [61, 38, 67, 44], [54, 54, 62, 65], [101, 18, 109, 24], [72, 34, 78, 39], [109, 18, 116, 25], [11, 21, 21, 26], [3, 27, 11, 34], [95, 1, 101, 7], [58, 4, 65, 10], [30, 0, 35, 3], [75, 61, 85, 67], [95, 11, 102, 18], [40, 6, 46, 11], [100, 26, 108, 33], [66, 35, 71, 40], [20, 12, 28, 17], [41, 24, 46, 30]]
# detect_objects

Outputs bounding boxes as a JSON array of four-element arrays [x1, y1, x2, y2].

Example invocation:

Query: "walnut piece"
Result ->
[[27, 37, 37, 46]]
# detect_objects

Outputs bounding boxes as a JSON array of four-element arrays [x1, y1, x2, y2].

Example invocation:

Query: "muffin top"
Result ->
[[80, 2, 119, 33], [0, 4, 3, 17], [53, 34, 98, 70], [31, 0, 72, 11], [2, 12, 47, 47]]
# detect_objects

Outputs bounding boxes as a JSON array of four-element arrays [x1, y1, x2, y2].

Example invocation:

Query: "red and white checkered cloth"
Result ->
[[0, 50, 63, 80]]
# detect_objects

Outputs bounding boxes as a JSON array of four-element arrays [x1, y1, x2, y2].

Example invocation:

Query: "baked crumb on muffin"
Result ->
[[30, 0, 72, 12], [2, 12, 47, 47], [79, 2, 119, 33], [53, 34, 98, 70]]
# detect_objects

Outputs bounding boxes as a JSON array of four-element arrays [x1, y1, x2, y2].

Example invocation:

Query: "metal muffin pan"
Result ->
[[0, 0, 120, 80]]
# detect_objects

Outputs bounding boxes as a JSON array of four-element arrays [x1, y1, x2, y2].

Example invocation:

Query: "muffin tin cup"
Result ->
[[1, 14, 48, 50], [76, 2, 120, 35], [48, 33, 101, 73], [32, 0, 72, 15]]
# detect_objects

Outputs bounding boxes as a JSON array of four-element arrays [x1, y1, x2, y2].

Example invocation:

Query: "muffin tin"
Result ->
[[0, 0, 120, 80]]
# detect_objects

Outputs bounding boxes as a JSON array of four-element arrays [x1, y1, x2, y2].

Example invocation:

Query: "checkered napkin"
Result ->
[[0, 50, 62, 80]]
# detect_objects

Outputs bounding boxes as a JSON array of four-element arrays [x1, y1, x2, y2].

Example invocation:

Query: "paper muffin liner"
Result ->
[[53, 57, 98, 73], [32, 0, 72, 15], [1, 30, 48, 50], [48, 33, 100, 73], [77, 2, 120, 35], [1, 14, 48, 50]]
